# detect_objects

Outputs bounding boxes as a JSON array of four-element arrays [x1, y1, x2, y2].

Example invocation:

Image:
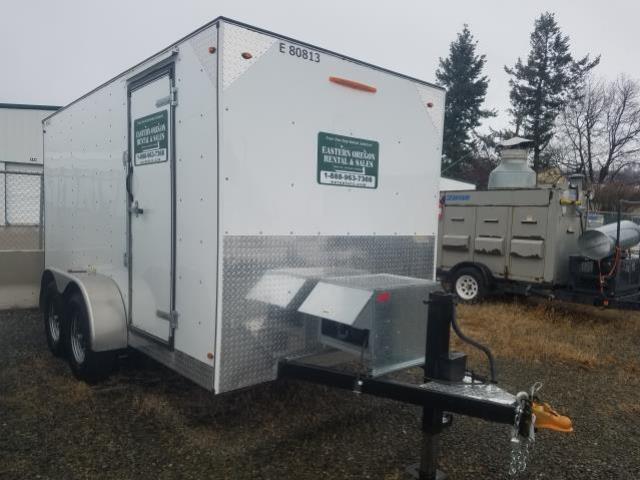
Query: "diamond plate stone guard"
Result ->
[[218, 235, 435, 393]]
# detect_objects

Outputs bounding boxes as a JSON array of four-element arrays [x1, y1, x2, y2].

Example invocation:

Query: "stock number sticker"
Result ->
[[279, 42, 320, 63]]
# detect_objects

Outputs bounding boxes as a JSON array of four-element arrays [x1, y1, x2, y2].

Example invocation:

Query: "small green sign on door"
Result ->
[[133, 110, 168, 166], [317, 132, 379, 189]]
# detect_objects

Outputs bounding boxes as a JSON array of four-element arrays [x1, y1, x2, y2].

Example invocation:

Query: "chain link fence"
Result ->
[[601, 211, 640, 226], [588, 211, 640, 228], [0, 163, 43, 251]]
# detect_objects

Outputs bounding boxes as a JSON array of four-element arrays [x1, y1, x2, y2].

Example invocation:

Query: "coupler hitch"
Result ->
[[409, 293, 573, 479]]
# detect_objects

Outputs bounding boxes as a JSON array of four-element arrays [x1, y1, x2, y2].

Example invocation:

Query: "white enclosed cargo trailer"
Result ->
[[39, 18, 565, 477], [41, 17, 445, 392]]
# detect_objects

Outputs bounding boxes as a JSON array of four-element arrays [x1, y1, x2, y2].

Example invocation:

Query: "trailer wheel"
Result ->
[[452, 267, 485, 303], [65, 293, 115, 383], [43, 284, 65, 357]]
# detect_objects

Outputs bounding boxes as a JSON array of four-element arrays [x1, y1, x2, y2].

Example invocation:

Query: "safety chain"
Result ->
[[508, 383, 542, 476]]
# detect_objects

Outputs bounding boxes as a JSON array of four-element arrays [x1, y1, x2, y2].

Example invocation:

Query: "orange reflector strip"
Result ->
[[329, 76, 377, 93]]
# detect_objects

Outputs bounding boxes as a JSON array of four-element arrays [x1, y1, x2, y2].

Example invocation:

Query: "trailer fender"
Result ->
[[40, 268, 128, 352]]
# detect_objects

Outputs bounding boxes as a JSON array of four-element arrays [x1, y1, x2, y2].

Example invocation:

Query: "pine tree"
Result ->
[[436, 25, 495, 178], [505, 12, 599, 172]]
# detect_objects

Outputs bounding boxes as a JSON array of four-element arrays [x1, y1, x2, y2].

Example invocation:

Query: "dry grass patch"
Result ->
[[454, 298, 640, 371], [2, 355, 93, 409], [132, 390, 180, 419], [618, 402, 640, 415]]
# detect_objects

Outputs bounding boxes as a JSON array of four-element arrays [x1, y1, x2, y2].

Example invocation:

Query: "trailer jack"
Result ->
[[279, 292, 573, 479]]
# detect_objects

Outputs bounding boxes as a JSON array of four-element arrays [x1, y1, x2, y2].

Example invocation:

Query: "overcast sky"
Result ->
[[1, 0, 637, 130]]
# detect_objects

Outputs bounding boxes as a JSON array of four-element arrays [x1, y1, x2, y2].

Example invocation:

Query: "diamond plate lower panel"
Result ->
[[219, 235, 435, 393]]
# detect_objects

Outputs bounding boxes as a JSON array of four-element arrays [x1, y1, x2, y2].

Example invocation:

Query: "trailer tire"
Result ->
[[65, 293, 115, 384], [43, 284, 66, 358], [452, 267, 486, 303]]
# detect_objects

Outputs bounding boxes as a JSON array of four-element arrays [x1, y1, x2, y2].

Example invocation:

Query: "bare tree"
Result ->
[[558, 76, 606, 182], [599, 76, 640, 181], [553, 74, 640, 185]]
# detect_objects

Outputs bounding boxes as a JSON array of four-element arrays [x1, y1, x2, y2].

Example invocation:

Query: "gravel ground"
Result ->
[[0, 307, 638, 479]]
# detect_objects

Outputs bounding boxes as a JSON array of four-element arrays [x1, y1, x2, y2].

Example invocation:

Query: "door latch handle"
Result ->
[[157, 309, 179, 329], [129, 200, 144, 217]]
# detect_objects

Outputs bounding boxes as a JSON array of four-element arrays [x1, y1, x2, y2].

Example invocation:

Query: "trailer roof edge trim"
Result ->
[[0, 103, 61, 111], [43, 16, 444, 122]]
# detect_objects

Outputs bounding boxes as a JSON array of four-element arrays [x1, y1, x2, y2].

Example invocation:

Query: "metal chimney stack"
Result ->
[[488, 137, 536, 189]]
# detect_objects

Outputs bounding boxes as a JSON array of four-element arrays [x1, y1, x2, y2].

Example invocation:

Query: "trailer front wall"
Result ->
[[215, 23, 444, 392]]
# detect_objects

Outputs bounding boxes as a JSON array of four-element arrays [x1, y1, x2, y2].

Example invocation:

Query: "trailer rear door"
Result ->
[[127, 66, 175, 344]]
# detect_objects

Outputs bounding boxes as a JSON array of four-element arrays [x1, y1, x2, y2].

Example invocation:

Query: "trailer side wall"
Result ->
[[44, 26, 220, 388]]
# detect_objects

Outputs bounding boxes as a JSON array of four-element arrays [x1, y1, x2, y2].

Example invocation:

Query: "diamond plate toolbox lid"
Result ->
[[299, 273, 433, 328]]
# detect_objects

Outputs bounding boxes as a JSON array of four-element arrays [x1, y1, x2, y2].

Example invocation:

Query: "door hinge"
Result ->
[[157, 309, 179, 329], [170, 87, 178, 107], [123, 252, 128, 267]]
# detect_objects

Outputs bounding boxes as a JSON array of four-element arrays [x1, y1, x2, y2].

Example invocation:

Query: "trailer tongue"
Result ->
[[279, 291, 572, 479]]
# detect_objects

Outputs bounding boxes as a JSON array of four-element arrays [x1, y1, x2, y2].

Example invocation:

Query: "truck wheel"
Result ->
[[43, 284, 65, 357], [452, 267, 485, 303], [65, 293, 115, 383]]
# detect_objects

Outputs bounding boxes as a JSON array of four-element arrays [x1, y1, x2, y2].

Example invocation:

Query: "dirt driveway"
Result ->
[[0, 301, 638, 479]]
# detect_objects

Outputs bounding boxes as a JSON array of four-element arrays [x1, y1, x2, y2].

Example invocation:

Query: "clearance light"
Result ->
[[208, 47, 217, 54], [376, 291, 391, 303], [241, 52, 253, 59], [329, 76, 377, 93]]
